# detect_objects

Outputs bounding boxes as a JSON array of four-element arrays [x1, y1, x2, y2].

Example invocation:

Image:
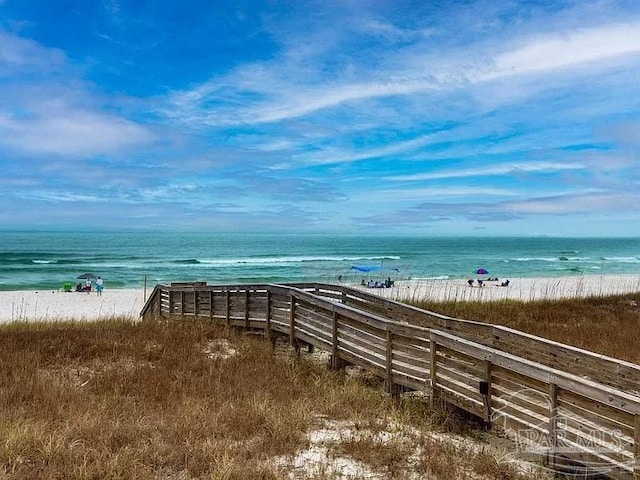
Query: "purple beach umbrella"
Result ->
[[476, 268, 489, 275]]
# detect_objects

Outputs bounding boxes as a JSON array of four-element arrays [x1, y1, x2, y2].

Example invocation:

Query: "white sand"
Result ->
[[0, 288, 147, 323], [355, 274, 640, 303], [1, 275, 639, 322]]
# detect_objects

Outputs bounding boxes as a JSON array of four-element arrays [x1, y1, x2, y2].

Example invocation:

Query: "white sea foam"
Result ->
[[602, 257, 640, 263], [410, 275, 450, 280], [190, 255, 401, 265], [512, 257, 558, 262]]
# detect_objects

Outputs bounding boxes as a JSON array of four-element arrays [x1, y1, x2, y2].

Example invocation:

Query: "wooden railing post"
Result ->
[[155, 289, 161, 318], [225, 289, 230, 327], [180, 291, 185, 317], [385, 329, 399, 398], [634, 414, 640, 479], [194, 291, 199, 317], [330, 310, 345, 370], [482, 361, 493, 423], [429, 332, 439, 406], [209, 290, 213, 321], [265, 290, 272, 341], [244, 289, 250, 328], [548, 383, 559, 471], [289, 295, 296, 347], [169, 291, 174, 317], [331, 310, 338, 367]]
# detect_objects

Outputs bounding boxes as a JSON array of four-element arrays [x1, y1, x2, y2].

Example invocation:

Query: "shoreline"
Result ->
[[0, 274, 639, 322]]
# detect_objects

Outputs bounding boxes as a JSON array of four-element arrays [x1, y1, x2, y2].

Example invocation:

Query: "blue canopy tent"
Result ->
[[351, 265, 399, 273], [351, 265, 399, 288], [352, 265, 378, 273]]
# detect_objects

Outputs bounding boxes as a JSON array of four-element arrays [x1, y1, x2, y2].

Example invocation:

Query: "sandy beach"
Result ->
[[356, 274, 640, 303], [1, 275, 639, 322], [0, 288, 148, 323]]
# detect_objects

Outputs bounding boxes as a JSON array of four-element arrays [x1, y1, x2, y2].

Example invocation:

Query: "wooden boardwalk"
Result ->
[[141, 282, 640, 479]]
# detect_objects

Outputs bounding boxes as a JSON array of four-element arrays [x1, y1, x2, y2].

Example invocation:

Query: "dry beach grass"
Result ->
[[2, 276, 638, 478], [0, 318, 549, 480]]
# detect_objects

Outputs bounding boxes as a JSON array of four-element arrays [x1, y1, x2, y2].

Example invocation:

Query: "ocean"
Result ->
[[0, 232, 639, 291]]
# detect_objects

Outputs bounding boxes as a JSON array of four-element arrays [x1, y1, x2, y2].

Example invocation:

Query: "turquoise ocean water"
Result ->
[[0, 232, 639, 291]]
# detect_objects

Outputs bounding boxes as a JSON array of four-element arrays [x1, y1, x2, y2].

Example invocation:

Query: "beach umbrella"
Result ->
[[76, 273, 98, 280], [475, 268, 489, 275]]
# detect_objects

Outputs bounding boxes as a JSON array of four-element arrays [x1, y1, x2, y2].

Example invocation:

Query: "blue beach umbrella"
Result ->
[[76, 273, 98, 280], [476, 268, 489, 275]]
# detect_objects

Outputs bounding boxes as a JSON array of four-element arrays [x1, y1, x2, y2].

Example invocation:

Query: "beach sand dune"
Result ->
[[1, 275, 639, 322]]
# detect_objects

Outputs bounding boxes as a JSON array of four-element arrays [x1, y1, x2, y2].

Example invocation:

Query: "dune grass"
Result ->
[[0, 317, 549, 480], [411, 292, 640, 364]]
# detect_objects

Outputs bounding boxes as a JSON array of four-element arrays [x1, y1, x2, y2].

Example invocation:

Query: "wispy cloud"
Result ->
[[0, 28, 154, 158], [0, 30, 65, 75], [289, 135, 439, 167], [482, 22, 640, 80], [0, 105, 152, 156], [161, 18, 640, 129], [387, 162, 585, 182], [353, 189, 635, 230], [354, 187, 518, 202]]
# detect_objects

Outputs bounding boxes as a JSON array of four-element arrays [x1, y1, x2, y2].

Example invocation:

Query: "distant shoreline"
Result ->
[[351, 274, 640, 303], [1, 274, 639, 323]]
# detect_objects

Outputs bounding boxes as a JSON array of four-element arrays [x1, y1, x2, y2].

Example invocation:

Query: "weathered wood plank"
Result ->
[[295, 330, 333, 351], [559, 391, 635, 437], [390, 348, 430, 370]]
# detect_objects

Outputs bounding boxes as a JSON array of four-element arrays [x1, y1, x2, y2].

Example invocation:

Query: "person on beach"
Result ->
[[96, 276, 104, 296], [467, 279, 474, 287], [85, 279, 92, 293]]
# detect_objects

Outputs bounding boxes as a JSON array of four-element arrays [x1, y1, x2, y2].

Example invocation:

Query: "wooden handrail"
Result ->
[[305, 283, 640, 393]]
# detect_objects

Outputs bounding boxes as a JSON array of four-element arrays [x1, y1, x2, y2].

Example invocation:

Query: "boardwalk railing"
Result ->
[[290, 283, 640, 394], [141, 282, 640, 479]]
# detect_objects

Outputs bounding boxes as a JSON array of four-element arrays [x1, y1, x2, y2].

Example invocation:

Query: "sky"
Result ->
[[1, 0, 640, 236]]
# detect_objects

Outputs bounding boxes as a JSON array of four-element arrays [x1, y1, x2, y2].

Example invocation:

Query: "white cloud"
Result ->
[[0, 31, 66, 76], [291, 135, 437, 167], [505, 191, 638, 214], [17, 191, 103, 203], [0, 107, 152, 156], [354, 186, 518, 202], [0, 30, 153, 158], [388, 162, 585, 182], [482, 22, 640, 81], [165, 76, 439, 127]]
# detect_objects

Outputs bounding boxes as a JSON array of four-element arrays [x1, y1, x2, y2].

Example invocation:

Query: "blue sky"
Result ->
[[1, 0, 639, 235]]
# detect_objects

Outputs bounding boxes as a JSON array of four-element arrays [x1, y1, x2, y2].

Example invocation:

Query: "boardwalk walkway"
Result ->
[[141, 282, 640, 479]]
